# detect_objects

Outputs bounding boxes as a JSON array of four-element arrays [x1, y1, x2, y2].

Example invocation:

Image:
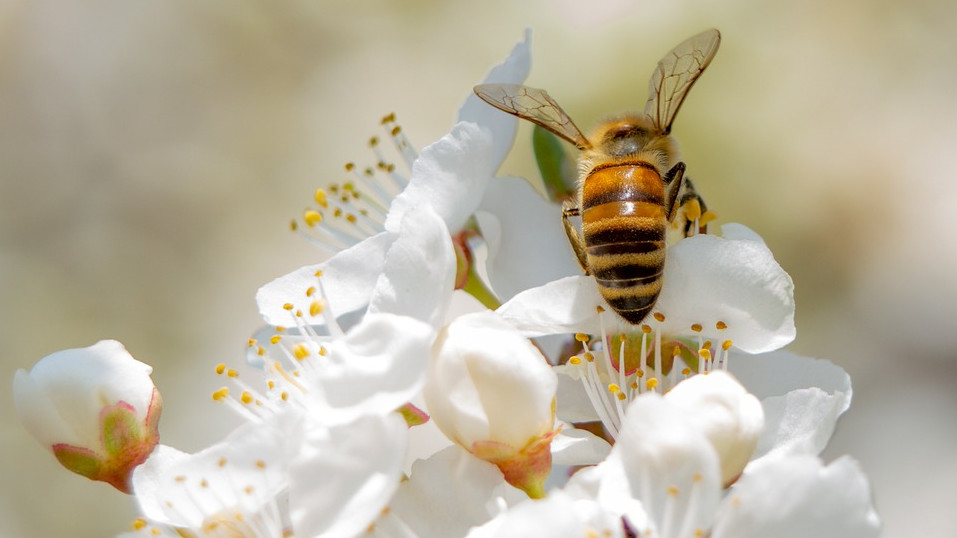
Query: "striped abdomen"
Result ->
[[581, 162, 666, 324]]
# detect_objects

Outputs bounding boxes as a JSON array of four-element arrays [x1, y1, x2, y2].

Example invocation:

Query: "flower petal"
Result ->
[[291, 412, 408, 538], [457, 29, 531, 169], [496, 275, 605, 336], [550, 425, 612, 466], [368, 204, 456, 328], [256, 231, 396, 326], [712, 455, 880, 538], [385, 121, 494, 234], [655, 224, 796, 353], [476, 175, 581, 302], [730, 350, 851, 459]]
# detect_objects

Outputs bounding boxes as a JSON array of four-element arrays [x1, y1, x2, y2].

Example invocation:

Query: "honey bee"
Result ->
[[474, 29, 721, 324]]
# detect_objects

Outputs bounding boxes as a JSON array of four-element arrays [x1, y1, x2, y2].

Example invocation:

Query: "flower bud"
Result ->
[[14, 340, 162, 492], [664, 370, 763, 485], [425, 312, 557, 498]]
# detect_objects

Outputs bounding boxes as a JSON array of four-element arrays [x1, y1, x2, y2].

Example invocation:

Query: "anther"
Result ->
[[269, 335, 282, 344], [646, 378, 659, 390], [690, 323, 703, 333], [653, 312, 666, 322], [247, 338, 257, 347], [314, 189, 328, 208], [215, 363, 226, 375], [575, 333, 589, 343], [569, 356, 582, 365], [240, 392, 253, 405], [381, 112, 396, 124], [212, 387, 229, 401], [667, 485, 680, 496], [309, 301, 323, 317], [641, 324, 652, 334], [293, 344, 310, 360], [699, 349, 712, 360], [716, 321, 727, 330], [283, 303, 294, 311], [368, 137, 379, 147]]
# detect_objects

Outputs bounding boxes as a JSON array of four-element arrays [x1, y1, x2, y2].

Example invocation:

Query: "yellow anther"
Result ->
[[385, 163, 395, 173], [672, 345, 681, 357], [283, 303, 294, 311], [667, 485, 680, 496], [310, 300, 324, 317], [240, 391, 253, 404], [608, 384, 621, 394], [314, 269, 323, 278], [218, 457, 227, 467], [281, 391, 289, 401], [212, 387, 229, 401], [716, 320, 728, 330], [276, 326, 286, 332], [584, 352, 595, 362], [631, 381, 639, 389], [575, 333, 589, 343], [635, 369, 644, 378], [596, 305, 605, 313], [695, 530, 705, 537], [722, 340, 733, 350], [617, 392, 627, 401], [646, 378, 659, 390], [345, 162, 356, 171], [227, 369, 238, 378], [255, 460, 266, 469], [270, 335, 282, 345], [699, 348, 712, 360], [293, 344, 310, 360], [295, 309, 303, 317], [306, 286, 316, 297], [215, 363, 226, 375], [684, 199, 702, 220], [267, 380, 275, 389], [682, 367, 692, 375], [569, 356, 582, 365], [369, 136, 379, 147], [382, 113, 396, 124], [318, 346, 328, 356], [303, 210, 322, 227], [346, 213, 357, 224], [700, 210, 718, 226], [132, 518, 148, 531], [247, 338, 257, 347], [256, 346, 265, 356], [314, 188, 328, 208], [343, 182, 355, 192], [653, 312, 666, 322], [641, 324, 652, 334], [391, 126, 401, 136], [691, 323, 703, 332], [702, 341, 712, 350], [333, 208, 342, 217], [289, 220, 298, 231], [693, 473, 703, 483]]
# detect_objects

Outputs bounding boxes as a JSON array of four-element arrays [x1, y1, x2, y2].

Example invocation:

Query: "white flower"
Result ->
[[13, 340, 162, 493], [424, 311, 558, 498], [499, 223, 795, 439], [557, 377, 880, 538]]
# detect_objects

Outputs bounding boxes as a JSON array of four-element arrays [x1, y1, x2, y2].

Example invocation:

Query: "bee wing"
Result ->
[[644, 28, 721, 135], [474, 84, 592, 150]]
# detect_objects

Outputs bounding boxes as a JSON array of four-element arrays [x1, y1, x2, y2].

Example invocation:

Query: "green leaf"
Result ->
[[532, 125, 577, 202]]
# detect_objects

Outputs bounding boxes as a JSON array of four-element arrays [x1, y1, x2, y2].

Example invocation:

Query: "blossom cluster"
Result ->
[[14, 32, 880, 537]]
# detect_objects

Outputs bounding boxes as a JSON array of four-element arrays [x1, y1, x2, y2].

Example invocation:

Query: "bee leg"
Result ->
[[678, 177, 711, 236], [663, 162, 687, 222], [561, 200, 589, 274]]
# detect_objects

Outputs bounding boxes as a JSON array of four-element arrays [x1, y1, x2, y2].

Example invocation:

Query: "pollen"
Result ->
[[306, 286, 316, 297], [314, 188, 328, 208], [310, 300, 324, 317], [608, 384, 621, 394], [212, 387, 229, 401], [293, 344, 310, 360], [303, 210, 322, 227], [314, 269, 323, 278], [215, 363, 226, 375], [270, 335, 282, 345], [240, 391, 253, 405]]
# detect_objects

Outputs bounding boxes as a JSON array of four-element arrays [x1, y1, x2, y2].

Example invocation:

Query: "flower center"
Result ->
[[562, 308, 736, 440]]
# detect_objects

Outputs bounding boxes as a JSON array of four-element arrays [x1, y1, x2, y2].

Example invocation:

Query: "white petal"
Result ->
[[14, 340, 156, 449], [477, 175, 582, 302], [385, 445, 525, 538], [551, 425, 612, 466], [467, 490, 624, 538], [133, 417, 289, 530], [665, 371, 764, 485], [385, 122, 494, 234], [655, 226, 796, 353], [305, 313, 434, 425], [497, 275, 606, 336], [368, 204, 456, 328], [291, 412, 408, 538], [554, 367, 601, 423], [457, 29, 531, 169], [426, 311, 556, 449], [256, 231, 396, 326], [730, 350, 851, 459], [614, 394, 722, 536], [712, 455, 880, 538]]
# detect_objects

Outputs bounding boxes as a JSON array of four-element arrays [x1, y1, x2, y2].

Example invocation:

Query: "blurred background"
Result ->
[[2, 0, 955, 535]]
